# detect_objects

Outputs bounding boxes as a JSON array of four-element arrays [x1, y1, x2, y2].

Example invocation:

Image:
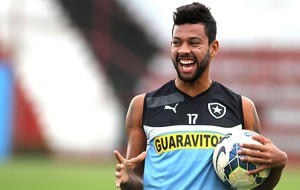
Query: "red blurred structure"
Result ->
[[13, 83, 49, 153]]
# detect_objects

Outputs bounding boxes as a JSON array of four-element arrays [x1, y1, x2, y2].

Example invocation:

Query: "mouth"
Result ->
[[179, 59, 196, 72]]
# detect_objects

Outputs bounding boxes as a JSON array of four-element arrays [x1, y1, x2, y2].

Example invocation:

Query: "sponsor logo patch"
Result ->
[[154, 132, 223, 154]]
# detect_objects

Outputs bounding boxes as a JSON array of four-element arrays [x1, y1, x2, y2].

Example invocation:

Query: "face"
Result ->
[[171, 23, 211, 83]]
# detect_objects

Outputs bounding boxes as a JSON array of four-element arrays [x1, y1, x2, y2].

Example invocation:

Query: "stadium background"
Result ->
[[0, 0, 299, 189]]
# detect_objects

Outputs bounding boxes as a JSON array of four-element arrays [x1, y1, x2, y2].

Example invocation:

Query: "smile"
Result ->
[[179, 59, 196, 72]]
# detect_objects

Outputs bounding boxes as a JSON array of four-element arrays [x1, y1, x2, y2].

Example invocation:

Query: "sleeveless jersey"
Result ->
[[142, 80, 244, 190]]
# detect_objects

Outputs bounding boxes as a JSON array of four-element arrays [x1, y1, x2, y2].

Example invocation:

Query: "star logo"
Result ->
[[208, 102, 226, 119]]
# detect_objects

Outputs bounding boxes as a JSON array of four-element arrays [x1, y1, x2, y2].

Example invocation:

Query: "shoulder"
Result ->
[[241, 96, 261, 133], [210, 81, 260, 132], [128, 93, 146, 116], [211, 82, 243, 107], [131, 93, 146, 105], [242, 96, 257, 117], [242, 96, 256, 110]]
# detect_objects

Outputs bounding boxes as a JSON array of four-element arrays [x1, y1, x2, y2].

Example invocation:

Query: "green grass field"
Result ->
[[0, 155, 116, 190], [0, 154, 299, 190]]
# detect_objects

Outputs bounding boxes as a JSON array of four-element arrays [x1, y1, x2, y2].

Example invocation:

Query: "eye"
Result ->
[[190, 41, 200, 46], [172, 39, 181, 46]]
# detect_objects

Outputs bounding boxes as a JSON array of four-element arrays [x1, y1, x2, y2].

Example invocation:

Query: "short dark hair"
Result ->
[[172, 2, 217, 45]]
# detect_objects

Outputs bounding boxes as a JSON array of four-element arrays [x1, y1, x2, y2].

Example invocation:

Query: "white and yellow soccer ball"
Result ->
[[213, 129, 271, 189]]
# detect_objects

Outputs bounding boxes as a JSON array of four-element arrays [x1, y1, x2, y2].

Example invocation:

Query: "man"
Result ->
[[114, 2, 287, 190]]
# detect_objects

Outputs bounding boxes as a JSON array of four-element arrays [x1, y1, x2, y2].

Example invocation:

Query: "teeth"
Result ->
[[179, 59, 194, 64]]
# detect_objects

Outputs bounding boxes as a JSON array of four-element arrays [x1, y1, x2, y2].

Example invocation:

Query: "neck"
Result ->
[[175, 77, 212, 97]]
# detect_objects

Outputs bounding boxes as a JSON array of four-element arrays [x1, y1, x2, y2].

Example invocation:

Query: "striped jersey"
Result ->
[[142, 80, 244, 190]]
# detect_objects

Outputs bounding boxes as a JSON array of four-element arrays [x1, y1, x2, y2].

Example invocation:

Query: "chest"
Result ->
[[143, 97, 241, 128]]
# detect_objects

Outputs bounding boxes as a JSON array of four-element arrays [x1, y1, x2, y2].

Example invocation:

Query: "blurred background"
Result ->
[[0, 0, 299, 189]]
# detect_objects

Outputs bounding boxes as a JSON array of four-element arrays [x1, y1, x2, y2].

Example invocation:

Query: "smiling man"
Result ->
[[114, 2, 287, 190]]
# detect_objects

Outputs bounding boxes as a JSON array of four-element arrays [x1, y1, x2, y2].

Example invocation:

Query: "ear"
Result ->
[[209, 40, 219, 57]]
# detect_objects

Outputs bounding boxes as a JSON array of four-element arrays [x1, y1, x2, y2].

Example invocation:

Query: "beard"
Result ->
[[172, 50, 210, 83]]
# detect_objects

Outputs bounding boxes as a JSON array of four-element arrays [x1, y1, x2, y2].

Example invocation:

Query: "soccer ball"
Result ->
[[213, 129, 271, 189]]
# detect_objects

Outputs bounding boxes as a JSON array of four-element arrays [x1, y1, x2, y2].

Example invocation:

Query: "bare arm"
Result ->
[[241, 96, 287, 190], [114, 94, 147, 190]]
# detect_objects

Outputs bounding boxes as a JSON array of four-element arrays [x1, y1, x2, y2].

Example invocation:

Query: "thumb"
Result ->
[[128, 151, 147, 164]]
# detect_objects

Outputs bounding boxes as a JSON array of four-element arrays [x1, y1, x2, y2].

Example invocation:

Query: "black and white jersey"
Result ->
[[142, 80, 244, 190]]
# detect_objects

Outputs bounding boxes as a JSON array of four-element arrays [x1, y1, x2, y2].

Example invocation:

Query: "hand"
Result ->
[[239, 135, 287, 175], [113, 150, 147, 188]]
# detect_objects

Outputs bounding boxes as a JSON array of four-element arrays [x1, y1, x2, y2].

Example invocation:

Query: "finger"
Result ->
[[247, 165, 270, 175], [115, 169, 122, 188], [239, 148, 265, 158], [115, 164, 124, 171], [252, 135, 271, 145], [128, 151, 147, 163], [240, 156, 266, 165], [115, 171, 121, 178], [240, 143, 266, 152], [114, 150, 125, 164], [116, 178, 121, 188]]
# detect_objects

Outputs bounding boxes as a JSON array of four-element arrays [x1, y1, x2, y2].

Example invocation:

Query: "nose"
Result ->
[[178, 42, 191, 54]]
